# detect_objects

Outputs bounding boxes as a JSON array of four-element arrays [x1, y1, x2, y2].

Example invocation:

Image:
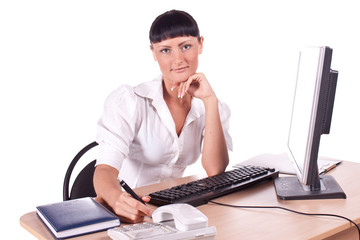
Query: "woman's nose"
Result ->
[[173, 50, 184, 64]]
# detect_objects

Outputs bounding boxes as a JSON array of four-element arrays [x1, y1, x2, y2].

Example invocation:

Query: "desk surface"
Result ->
[[20, 161, 360, 240]]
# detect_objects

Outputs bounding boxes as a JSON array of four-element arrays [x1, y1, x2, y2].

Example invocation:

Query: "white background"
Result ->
[[1, 0, 359, 238]]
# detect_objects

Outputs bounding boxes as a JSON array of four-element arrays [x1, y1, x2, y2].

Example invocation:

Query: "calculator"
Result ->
[[107, 222, 177, 240], [107, 221, 216, 240]]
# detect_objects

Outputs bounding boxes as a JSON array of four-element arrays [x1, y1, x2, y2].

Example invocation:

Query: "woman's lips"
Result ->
[[172, 66, 188, 73]]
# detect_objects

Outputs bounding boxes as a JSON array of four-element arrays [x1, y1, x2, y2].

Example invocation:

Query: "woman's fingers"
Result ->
[[179, 81, 186, 98], [171, 72, 213, 100], [113, 193, 153, 223], [176, 74, 199, 98]]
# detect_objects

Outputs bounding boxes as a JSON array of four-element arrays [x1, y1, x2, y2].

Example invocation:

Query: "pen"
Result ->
[[119, 179, 146, 205], [320, 161, 342, 175]]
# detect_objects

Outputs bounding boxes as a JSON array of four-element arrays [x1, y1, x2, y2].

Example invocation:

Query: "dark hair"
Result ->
[[149, 10, 200, 44]]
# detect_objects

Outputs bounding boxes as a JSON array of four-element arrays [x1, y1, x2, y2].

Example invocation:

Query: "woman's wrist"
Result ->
[[100, 186, 123, 211], [202, 94, 218, 107]]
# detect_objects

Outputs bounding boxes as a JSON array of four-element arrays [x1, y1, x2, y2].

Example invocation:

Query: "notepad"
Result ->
[[36, 197, 120, 239], [234, 153, 342, 175]]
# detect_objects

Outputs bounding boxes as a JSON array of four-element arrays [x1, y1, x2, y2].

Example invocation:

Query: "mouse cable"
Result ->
[[208, 200, 360, 240]]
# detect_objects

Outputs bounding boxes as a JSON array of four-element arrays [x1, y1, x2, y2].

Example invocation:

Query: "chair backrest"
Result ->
[[63, 141, 99, 201]]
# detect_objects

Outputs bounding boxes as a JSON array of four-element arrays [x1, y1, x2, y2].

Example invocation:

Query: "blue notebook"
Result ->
[[36, 197, 120, 239]]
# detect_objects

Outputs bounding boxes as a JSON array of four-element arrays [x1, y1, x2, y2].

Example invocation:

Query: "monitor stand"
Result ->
[[274, 175, 346, 200]]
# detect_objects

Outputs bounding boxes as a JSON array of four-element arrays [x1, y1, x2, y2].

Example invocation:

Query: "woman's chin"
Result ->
[[169, 72, 194, 84]]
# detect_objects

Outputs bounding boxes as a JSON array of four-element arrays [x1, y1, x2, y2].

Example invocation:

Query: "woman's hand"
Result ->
[[94, 165, 153, 224], [111, 192, 153, 223], [175, 73, 217, 102]]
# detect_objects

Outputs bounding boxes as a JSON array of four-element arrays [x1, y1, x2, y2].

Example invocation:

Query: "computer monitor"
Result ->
[[274, 46, 346, 200]]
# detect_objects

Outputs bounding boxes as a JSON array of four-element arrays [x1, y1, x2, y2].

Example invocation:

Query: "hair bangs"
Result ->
[[150, 10, 200, 44]]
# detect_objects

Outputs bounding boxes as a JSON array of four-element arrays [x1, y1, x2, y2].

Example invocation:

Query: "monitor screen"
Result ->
[[274, 46, 346, 200], [288, 47, 321, 182]]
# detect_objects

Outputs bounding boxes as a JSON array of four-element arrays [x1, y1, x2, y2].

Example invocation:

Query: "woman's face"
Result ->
[[151, 36, 203, 87]]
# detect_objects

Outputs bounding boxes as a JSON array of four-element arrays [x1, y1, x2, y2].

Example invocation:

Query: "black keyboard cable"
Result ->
[[208, 200, 360, 240]]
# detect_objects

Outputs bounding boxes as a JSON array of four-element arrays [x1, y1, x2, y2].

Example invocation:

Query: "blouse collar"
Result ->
[[134, 75, 205, 128]]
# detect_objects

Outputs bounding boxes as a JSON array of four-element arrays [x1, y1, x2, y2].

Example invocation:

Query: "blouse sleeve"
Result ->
[[95, 85, 138, 171], [200, 100, 233, 152], [219, 101, 233, 151]]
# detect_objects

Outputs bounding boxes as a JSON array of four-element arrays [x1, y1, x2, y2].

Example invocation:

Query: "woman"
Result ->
[[93, 10, 232, 223]]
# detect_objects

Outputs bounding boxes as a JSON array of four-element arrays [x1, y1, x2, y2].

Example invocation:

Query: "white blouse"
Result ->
[[96, 75, 232, 188]]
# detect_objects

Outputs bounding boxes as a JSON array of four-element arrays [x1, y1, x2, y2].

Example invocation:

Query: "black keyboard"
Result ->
[[149, 165, 279, 207]]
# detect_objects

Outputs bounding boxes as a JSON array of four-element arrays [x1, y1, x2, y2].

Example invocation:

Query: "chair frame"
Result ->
[[63, 141, 98, 201]]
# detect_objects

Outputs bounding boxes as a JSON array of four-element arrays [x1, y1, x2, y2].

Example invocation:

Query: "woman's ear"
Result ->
[[150, 44, 157, 61], [198, 36, 204, 54]]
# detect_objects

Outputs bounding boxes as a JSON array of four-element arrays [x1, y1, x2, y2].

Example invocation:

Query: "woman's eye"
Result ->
[[183, 45, 191, 50], [161, 49, 170, 54]]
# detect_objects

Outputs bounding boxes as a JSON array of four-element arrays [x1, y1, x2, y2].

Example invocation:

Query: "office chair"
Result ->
[[63, 141, 99, 201]]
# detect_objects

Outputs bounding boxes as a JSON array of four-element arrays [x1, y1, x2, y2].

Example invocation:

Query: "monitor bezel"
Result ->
[[287, 46, 332, 188]]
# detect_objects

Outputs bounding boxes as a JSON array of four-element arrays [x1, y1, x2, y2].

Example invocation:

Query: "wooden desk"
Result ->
[[20, 161, 360, 240]]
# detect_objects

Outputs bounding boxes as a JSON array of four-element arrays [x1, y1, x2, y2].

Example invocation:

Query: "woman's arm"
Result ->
[[179, 73, 229, 176], [93, 164, 153, 223], [201, 96, 229, 176]]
